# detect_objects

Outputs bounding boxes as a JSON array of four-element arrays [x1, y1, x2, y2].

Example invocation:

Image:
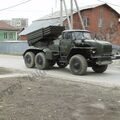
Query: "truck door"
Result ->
[[60, 32, 73, 56]]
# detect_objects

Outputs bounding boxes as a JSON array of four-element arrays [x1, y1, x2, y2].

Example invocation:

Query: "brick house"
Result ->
[[0, 20, 18, 41], [20, 3, 120, 45], [64, 3, 120, 45]]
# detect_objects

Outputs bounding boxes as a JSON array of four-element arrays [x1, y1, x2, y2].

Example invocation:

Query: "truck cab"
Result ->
[[52, 30, 112, 74]]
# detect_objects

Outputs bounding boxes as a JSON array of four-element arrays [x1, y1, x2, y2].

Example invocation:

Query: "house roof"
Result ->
[[0, 20, 17, 31], [79, 3, 120, 17], [20, 3, 120, 35]]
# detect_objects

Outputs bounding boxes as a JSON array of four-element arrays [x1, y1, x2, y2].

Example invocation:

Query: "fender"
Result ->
[[67, 47, 96, 60], [23, 47, 43, 56]]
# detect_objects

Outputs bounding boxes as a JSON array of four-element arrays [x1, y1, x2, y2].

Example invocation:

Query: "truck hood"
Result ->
[[84, 39, 112, 55], [85, 39, 110, 44]]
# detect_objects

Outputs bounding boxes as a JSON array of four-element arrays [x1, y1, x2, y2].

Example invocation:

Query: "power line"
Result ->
[[0, 0, 32, 12], [97, 0, 120, 8]]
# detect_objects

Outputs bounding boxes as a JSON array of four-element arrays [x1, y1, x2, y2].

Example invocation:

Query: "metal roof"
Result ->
[[63, 29, 89, 32]]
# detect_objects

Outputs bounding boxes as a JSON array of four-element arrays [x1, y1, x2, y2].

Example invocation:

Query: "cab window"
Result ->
[[63, 32, 72, 40]]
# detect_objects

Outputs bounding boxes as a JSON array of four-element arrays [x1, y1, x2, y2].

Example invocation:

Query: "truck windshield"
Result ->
[[72, 31, 91, 40]]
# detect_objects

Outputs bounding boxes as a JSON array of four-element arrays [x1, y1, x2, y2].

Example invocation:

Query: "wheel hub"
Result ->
[[73, 62, 80, 70], [37, 56, 43, 65], [26, 55, 31, 64]]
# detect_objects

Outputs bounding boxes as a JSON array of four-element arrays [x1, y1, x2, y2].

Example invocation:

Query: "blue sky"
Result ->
[[0, 0, 120, 24]]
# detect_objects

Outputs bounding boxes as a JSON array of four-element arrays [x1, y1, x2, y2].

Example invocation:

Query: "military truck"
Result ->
[[23, 26, 113, 75]]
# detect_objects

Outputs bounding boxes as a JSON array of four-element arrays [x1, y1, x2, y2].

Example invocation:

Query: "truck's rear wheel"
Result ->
[[24, 52, 35, 68], [92, 64, 108, 73], [35, 52, 49, 70], [69, 55, 87, 75]]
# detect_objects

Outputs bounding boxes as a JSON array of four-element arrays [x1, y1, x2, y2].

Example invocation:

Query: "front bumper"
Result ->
[[111, 55, 120, 60], [92, 55, 112, 65]]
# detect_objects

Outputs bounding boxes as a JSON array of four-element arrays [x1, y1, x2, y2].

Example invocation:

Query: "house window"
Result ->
[[4, 32, 8, 39], [110, 21, 114, 28], [83, 17, 90, 27], [98, 18, 103, 28], [98, 8, 104, 28], [99, 8, 104, 18], [9, 32, 14, 39], [109, 21, 117, 34], [3, 32, 15, 40]]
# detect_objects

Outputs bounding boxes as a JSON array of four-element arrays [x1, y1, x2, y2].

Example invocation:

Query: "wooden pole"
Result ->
[[63, 0, 72, 29]]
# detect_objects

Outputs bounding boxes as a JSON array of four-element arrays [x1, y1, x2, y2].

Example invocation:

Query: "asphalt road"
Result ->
[[0, 54, 120, 87]]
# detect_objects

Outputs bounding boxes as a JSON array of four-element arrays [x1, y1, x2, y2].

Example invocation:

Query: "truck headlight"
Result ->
[[92, 50, 96, 54], [91, 50, 96, 54]]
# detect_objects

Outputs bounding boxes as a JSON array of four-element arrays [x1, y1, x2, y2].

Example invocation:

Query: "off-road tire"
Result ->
[[35, 52, 49, 70], [24, 52, 35, 68], [57, 61, 68, 68], [69, 54, 87, 75], [92, 64, 108, 73]]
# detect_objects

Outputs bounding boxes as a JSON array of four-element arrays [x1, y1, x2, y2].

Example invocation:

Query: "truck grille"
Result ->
[[103, 44, 112, 54]]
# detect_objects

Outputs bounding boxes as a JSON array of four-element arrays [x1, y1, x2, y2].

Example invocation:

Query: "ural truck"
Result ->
[[23, 26, 113, 75]]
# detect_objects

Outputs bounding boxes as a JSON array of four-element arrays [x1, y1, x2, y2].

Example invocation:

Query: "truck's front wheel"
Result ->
[[69, 55, 87, 75], [92, 64, 108, 73], [24, 52, 35, 68], [35, 52, 49, 70]]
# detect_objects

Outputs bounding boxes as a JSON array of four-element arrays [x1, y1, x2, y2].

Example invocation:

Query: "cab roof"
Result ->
[[63, 29, 90, 33]]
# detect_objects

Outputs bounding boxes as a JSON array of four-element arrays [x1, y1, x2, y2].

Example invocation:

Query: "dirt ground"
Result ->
[[0, 68, 120, 120]]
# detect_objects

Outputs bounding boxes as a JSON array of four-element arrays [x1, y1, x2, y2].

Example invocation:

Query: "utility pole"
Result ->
[[60, 0, 85, 30], [63, 0, 72, 29], [71, 0, 73, 29], [74, 0, 85, 30], [60, 0, 63, 26]]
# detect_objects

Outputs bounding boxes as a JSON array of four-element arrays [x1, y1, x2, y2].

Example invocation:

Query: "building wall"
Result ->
[[19, 35, 28, 41], [0, 30, 17, 41]]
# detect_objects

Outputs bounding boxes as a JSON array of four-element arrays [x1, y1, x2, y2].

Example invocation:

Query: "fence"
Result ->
[[0, 41, 29, 55], [0, 40, 120, 55]]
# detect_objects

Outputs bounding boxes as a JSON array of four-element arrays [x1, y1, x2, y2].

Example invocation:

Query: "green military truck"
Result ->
[[23, 26, 113, 75]]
